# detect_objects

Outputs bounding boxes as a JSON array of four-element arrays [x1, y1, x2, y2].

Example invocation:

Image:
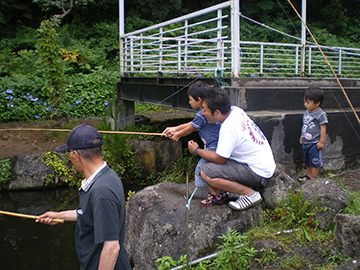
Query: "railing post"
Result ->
[[130, 37, 134, 73], [295, 46, 299, 75], [338, 49, 342, 76], [260, 44, 264, 75], [119, 0, 125, 76], [300, 0, 307, 77], [140, 33, 143, 72], [178, 39, 181, 72], [308, 46, 312, 76], [231, 0, 240, 77], [159, 27, 163, 72], [184, 20, 188, 69], [217, 9, 223, 69]]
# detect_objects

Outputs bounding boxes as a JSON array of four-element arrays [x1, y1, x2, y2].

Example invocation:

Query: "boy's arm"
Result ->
[[171, 123, 197, 142], [162, 122, 192, 137], [317, 124, 327, 150]]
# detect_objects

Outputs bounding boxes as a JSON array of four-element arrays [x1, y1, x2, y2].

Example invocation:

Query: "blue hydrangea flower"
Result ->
[[43, 102, 48, 106], [35, 115, 40, 119], [46, 107, 52, 111], [104, 102, 109, 106], [6, 95, 13, 100], [69, 105, 73, 108], [6, 89, 13, 94], [75, 100, 82, 104], [31, 97, 39, 102]]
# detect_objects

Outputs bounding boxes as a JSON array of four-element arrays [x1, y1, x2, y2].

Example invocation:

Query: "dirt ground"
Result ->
[[0, 118, 100, 159]]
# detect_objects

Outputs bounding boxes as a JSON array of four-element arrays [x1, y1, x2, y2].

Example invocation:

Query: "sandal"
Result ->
[[298, 175, 310, 182], [201, 193, 229, 207]]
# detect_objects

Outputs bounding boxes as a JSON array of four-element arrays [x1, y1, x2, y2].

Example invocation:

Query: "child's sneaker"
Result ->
[[201, 192, 229, 207], [228, 192, 262, 211]]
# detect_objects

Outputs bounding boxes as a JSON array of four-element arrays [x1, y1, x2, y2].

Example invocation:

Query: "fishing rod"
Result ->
[[0, 128, 163, 136], [0, 210, 64, 223]]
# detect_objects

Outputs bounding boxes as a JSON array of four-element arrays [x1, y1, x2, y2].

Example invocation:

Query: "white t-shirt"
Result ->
[[216, 106, 276, 178]]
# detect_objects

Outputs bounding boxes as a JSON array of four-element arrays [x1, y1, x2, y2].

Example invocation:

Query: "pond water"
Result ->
[[0, 184, 141, 270]]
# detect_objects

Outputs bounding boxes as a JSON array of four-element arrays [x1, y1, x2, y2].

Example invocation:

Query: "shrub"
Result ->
[[0, 159, 11, 189]]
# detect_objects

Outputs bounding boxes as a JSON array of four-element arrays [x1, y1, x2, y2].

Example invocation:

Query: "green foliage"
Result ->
[[36, 19, 65, 106], [40, 152, 81, 187], [266, 190, 325, 242], [0, 67, 115, 122], [0, 159, 11, 189], [340, 190, 360, 215], [215, 228, 256, 270], [321, 249, 351, 265], [98, 120, 142, 181], [0, 84, 49, 122], [156, 255, 182, 270], [125, 190, 135, 210], [257, 248, 278, 265], [276, 254, 312, 269]]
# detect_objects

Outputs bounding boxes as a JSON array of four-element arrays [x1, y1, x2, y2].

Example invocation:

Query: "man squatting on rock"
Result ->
[[188, 88, 276, 211], [36, 124, 132, 270]]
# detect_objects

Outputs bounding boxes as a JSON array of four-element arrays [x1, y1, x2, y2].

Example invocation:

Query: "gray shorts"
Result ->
[[200, 159, 268, 188]]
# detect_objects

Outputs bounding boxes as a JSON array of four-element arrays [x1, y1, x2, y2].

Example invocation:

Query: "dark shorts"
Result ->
[[200, 159, 268, 188], [302, 143, 324, 168]]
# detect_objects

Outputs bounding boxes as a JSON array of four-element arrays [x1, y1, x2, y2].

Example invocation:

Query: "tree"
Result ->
[[33, 0, 94, 20]]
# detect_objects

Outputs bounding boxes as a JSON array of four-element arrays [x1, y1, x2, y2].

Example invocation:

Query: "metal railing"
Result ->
[[120, 0, 360, 78]]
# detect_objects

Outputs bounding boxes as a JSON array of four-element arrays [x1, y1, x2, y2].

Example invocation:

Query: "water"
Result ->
[[0, 188, 80, 270], [0, 183, 143, 269]]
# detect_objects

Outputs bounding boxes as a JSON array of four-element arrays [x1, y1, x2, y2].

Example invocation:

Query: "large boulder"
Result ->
[[298, 179, 351, 229], [131, 140, 183, 177], [261, 163, 298, 209], [329, 214, 360, 259], [8, 155, 56, 189], [125, 181, 262, 270]]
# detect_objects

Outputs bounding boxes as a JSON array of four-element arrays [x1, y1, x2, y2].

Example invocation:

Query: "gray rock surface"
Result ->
[[8, 155, 55, 189], [330, 214, 360, 259], [261, 163, 298, 209], [125, 181, 262, 270], [298, 179, 351, 229], [131, 139, 183, 177]]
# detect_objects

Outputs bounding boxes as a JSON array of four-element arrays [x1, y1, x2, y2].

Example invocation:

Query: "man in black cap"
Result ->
[[37, 124, 132, 270]]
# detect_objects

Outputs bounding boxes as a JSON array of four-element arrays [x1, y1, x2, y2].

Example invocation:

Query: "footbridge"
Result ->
[[117, 1, 360, 172]]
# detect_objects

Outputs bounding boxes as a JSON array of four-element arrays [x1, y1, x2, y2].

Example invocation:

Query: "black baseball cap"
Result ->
[[55, 124, 103, 152]]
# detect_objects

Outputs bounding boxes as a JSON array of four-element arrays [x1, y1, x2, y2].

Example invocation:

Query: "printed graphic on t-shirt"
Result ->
[[248, 119, 266, 145], [302, 115, 315, 132]]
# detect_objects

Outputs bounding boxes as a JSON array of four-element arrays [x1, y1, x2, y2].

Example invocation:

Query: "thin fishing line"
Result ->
[[276, 0, 299, 36], [240, 14, 309, 44]]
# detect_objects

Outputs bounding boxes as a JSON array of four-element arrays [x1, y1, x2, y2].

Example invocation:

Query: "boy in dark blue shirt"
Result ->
[[162, 81, 228, 206]]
